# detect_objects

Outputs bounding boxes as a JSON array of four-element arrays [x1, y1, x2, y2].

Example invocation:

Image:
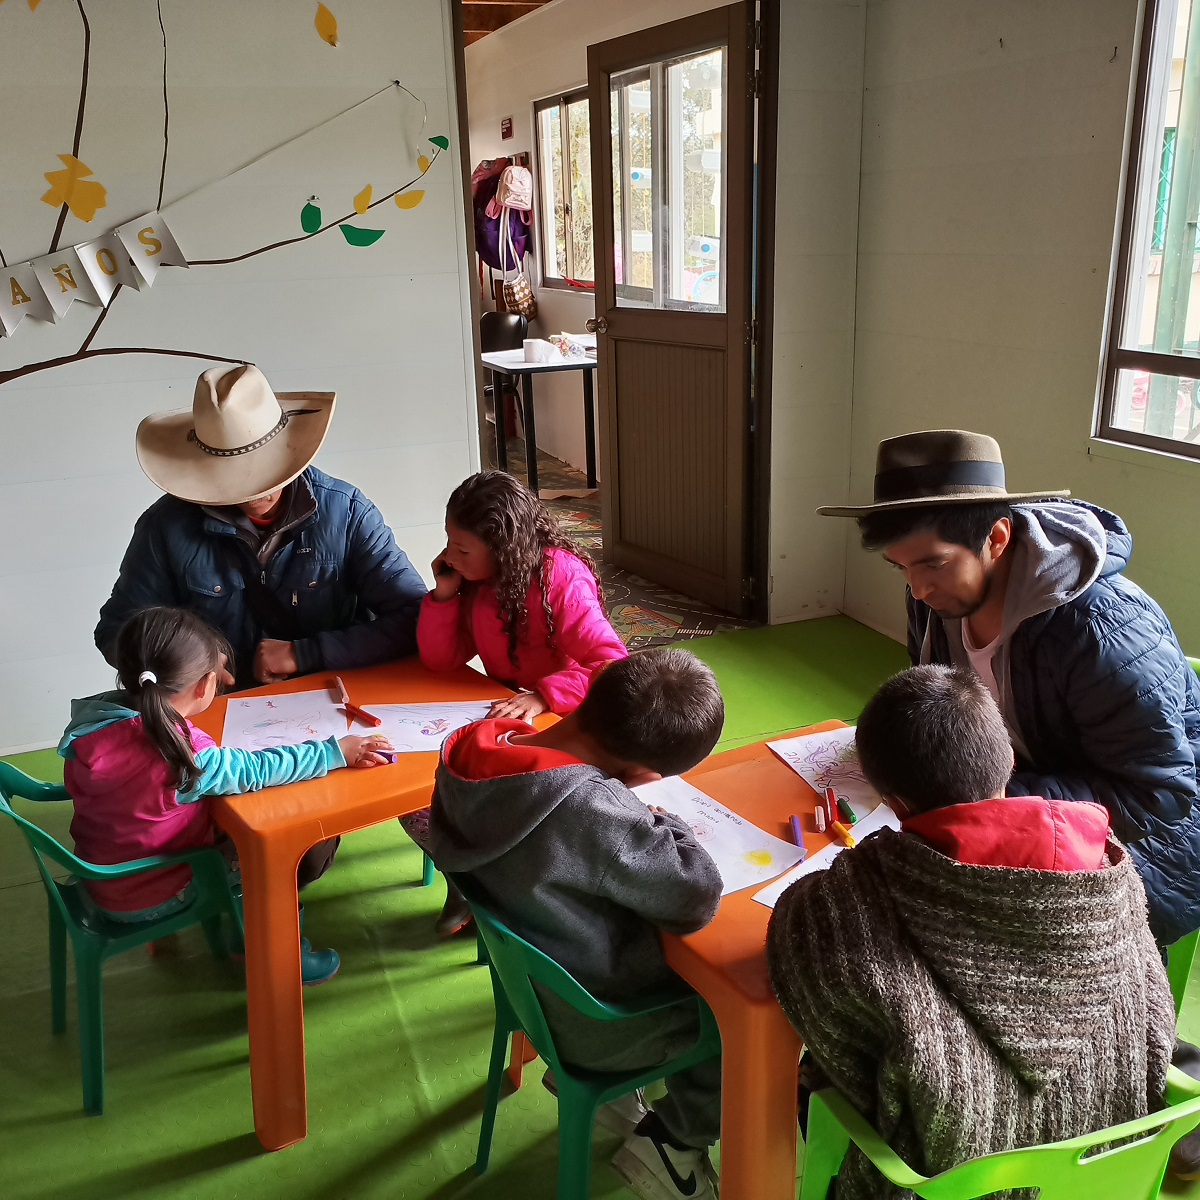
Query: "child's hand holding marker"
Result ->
[[340, 734, 394, 768]]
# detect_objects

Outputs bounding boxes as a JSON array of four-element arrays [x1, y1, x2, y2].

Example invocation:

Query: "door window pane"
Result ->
[[609, 48, 726, 312]]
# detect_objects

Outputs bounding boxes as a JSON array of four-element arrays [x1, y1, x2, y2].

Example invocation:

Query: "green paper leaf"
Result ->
[[429, 135, 450, 150], [339, 224, 386, 246], [301, 201, 322, 233]]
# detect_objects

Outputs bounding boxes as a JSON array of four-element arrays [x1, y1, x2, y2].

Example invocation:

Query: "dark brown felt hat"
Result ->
[[817, 429, 1069, 517]]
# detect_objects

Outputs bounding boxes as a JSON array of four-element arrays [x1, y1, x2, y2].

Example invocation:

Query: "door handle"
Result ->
[[585, 317, 608, 334]]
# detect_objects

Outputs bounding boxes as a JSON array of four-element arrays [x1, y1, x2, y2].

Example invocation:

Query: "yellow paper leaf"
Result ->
[[41, 154, 107, 222], [353, 184, 372, 215], [395, 190, 425, 210], [315, 2, 338, 46], [418, 155, 431, 174], [29, 0, 44, 10]]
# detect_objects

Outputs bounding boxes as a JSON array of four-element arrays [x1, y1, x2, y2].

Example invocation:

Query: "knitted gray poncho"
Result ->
[[767, 829, 1175, 1200]]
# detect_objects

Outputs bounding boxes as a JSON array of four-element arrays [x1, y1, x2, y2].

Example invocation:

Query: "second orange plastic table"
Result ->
[[665, 720, 845, 1200], [191, 659, 521, 1152]]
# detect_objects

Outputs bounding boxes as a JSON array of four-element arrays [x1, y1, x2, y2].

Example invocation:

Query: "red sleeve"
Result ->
[[534, 554, 628, 714], [417, 592, 477, 672]]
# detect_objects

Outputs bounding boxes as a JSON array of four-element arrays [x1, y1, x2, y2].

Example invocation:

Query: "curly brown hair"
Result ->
[[445, 471, 607, 666]]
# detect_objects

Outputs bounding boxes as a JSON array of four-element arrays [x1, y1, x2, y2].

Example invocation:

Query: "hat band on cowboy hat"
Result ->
[[136, 363, 336, 507], [817, 429, 1069, 517]]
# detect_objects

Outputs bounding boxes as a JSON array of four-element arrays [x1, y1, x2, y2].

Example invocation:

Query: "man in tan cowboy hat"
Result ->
[[96, 363, 427, 695], [819, 429, 1200, 955]]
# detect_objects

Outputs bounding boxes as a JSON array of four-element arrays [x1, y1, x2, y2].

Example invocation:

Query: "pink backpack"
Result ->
[[486, 166, 534, 221]]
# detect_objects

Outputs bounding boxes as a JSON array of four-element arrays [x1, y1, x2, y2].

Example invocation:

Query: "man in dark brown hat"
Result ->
[[819, 429, 1200, 953]]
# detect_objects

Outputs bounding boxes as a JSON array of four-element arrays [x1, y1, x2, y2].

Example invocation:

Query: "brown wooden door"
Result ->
[[588, 3, 755, 615]]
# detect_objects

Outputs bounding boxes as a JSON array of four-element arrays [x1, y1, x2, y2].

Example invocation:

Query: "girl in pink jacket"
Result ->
[[418, 471, 627, 720], [414, 470, 628, 935]]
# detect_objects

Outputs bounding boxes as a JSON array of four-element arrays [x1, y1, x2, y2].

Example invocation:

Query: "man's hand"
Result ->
[[217, 652, 235, 690], [340, 734, 394, 769], [488, 691, 550, 722], [430, 549, 463, 602], [255, 639, 299, 684]]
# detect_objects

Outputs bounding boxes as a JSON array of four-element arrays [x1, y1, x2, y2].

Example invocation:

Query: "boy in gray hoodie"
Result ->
[[426, 648, 725, 1200]]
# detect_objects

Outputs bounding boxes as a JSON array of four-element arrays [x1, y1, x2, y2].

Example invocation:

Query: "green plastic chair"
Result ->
[[800, 1065, 1200, 1200], [455, 878, 722, 1200], [0, 762, 243, 1115], [1169, 930, 1200, 1014]]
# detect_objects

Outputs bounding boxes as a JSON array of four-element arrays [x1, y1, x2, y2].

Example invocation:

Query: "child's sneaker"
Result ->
[[612, 1113, 719, 1200], [300, 937, 340, 986]]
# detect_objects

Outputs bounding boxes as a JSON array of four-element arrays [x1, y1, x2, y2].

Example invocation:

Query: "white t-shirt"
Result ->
[[961, 619, 1001, 704]]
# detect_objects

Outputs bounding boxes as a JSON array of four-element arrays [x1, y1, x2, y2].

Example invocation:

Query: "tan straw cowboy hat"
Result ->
[[817, 429, 1069, 517], [136, 364, 335, 506]]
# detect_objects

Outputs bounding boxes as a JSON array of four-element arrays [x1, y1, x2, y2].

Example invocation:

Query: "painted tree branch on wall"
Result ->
[[0, 2, 447, 389]]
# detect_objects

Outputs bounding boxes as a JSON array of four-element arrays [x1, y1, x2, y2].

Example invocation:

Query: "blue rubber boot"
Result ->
[[298, 905, 340, 986]]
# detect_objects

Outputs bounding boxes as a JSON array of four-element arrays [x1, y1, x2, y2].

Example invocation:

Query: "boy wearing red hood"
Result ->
[[768, 665, 1175, 1200]]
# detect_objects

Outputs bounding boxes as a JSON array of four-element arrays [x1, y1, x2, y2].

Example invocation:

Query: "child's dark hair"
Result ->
[[446, 470, 606, 664], [857, 501, 1012, 554], [114, 607, 233, 792], [855, 665, 1013, 813], [576, 649, 724, 778]]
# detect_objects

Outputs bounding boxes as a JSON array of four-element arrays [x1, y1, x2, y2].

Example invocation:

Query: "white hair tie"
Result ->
[[138, 670, 158, 686]]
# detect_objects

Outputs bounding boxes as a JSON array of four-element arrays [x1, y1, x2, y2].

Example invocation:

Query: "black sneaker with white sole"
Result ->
[[611, 1113, 719, 1200]]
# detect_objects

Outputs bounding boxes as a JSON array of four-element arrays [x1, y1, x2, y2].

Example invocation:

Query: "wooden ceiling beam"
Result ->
[[464, 30, 489, 45], [461, 3, 543, 34]]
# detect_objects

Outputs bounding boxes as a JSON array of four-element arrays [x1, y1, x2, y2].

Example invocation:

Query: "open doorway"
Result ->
[[453, 0, 776, 646]]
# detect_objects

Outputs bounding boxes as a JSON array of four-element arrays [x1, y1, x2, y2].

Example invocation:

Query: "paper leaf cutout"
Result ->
[[41, 155, 107, 222], [315, 3, 338, 46], [29, 0, 44, 10], [353, 185, 373, 215], [395, 190, 425, 210], [418, 155, 431, 174], [300, 200, 322, 233], [429, 135, 449, 150], [339, 224, 385, 246]]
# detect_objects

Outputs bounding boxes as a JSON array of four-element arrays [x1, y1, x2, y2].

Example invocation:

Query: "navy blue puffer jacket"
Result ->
[[96, 467, 427, 688], [909, 502, 1200, 946]]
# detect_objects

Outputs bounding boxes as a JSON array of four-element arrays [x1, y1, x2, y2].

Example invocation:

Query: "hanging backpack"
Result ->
[[472, 160, 529, 273]]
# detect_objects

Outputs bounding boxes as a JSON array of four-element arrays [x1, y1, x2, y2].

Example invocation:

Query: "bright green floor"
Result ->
[[1, 616, 1196, 1199]]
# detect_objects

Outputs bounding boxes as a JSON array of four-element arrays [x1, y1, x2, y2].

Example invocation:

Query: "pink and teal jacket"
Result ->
[[417, 548, 627, 715], [59, 692, 345, 914]]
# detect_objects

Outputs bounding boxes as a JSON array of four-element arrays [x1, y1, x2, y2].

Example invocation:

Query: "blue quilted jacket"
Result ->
[[909, 500, 1200, 946], [95, 467, 427, 687]]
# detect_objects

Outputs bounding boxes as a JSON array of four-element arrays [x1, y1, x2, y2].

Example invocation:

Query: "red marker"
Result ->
[[332, 675, 382, 727], [822, 786, 838, 829]]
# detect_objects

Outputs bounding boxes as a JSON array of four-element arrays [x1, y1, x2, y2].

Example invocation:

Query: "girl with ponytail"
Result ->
[[60, 606, 391, 986]]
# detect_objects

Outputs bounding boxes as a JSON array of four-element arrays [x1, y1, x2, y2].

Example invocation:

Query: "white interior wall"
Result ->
[[0, 0, 477, 754], [843, 0, 1200, 654], [466, 0, 867, 623]]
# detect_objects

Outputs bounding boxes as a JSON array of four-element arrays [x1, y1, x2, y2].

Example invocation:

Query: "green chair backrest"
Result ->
[[0, 763, 200, 923], [813, 1067, 1200, 1200], [458, 878, 696, 1079]]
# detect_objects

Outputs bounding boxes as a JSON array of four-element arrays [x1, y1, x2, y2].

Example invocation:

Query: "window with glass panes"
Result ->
[[534, 90, 594, 287], [1103, 0, 1200, 455]]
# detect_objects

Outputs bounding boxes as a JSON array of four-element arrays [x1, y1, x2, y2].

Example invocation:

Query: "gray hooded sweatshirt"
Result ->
[[426, 721, 723, 1010]]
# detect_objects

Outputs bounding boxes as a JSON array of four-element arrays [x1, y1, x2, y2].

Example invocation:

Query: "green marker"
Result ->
[[835, 793, 857, 825]]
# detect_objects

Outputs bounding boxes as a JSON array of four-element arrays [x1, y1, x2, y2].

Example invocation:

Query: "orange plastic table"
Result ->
[[664, 721, 845, 1200], [191, 659, 517, 1152]]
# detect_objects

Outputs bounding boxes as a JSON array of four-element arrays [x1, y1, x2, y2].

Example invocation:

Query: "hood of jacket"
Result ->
[[871, 828, 1145, 1087], [997, 499, 1125, 639], [58, 691, 140, 760], [429, 734, 611, 874]]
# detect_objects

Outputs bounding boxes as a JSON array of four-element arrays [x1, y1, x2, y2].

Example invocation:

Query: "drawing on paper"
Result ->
[[767, 726, 884, 820]]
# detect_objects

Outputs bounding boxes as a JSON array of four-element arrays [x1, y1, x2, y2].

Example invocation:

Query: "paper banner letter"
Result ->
[[32, 247, 103, 317], [77, 233, 140, 305], [0, 262, 55, 337], [116, 211, 188, 285]]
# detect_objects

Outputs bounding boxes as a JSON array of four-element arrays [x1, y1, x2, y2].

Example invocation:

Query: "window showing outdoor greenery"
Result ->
[[535, 90, 593, 286], [1104, 0, 1200, 454]]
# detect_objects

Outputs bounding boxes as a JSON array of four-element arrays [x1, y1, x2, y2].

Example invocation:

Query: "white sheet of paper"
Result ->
[[221, 690, 347, 751], [766, 726, 883, 819], [632, 776, 806, 897], [368, 702, 492, 753], [751, 801, 903, 909]]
